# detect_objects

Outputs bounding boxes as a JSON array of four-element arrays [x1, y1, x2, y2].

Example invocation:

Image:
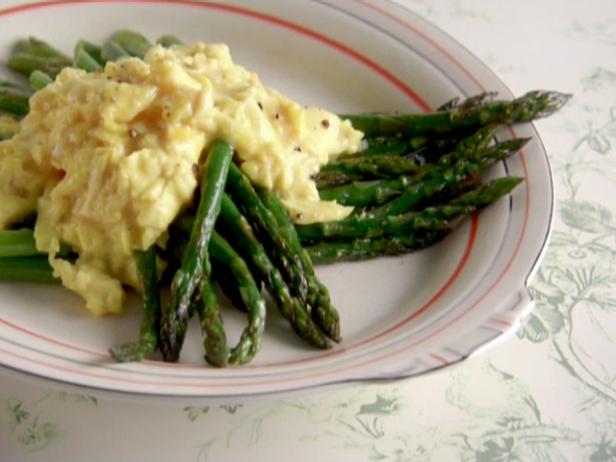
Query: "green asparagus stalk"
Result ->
[[358, 140, 410, 156], [29, 70, 53, 91], [297, 177, 523, 243], [13, 37, 69, 60], [318, 175, 415, 207], [0, 89, 29, 116], [258, 190, 341, 342], [436, 91, 499, 112], [156, 34, 184, 47], [210, 231, 266, 365], [101, 40, 130, 62], [314, 171, 355, 188], [316, 154, 419, 183], [110, 247, 161, 362], [0, 229, 42, 257], [7, 43, 72, 78], [73, 41, 103, 72], [317, 126, 496, 208], [160, 140, 233, 362], [217, 194, 328, 348], [195, 277, 230, 367], [0, 80, 32, 94], [109, 30, 152, 59], [174, 196, 328, 349], [225, 162, 310, 306], [340, 91, 571, 137], [0, 256, 57, 284], [436, 96, 460, 112], [368, 137, 528, 217], [305, 229, 448, 264], [74, 40, 104, 66]]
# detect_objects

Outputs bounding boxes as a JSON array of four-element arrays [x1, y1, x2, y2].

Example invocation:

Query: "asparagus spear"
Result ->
[[8, 53, 69, 79], [318, 175, 416, 207], [258, 190, 341, 342], [157, 34, 184, 47], [210, 231, 266, 365], [436, 91, 499, 112], [13, 37, 70, 60], [358, 140, 410, 156], [160, 140, 233, 362], [8, 38, 72, 79], [0, 79, 32, 93], [109, 30, 152, 59], [314, 171, 356, 188], [340, 91, 571, 137], [306, 229, 448, 264], [217, 194, 328, 348], [101, 40, 130, 62], [74, 40, 105, 66], [0, 256, 57, 284], [436, 96, 460, 112], [173, 197, 328, 349], [296, 177, 523, 243], [0, 230, 72, 260], [316, 154, 419, 182], [225, 162, 310, 306], [0, 89, 29, 116], [29, 70, 53, 91], [317, 126, 496, 208], [195, 277, 230, 367], [0, 229, 42, 257], [73, 41, 103, 72], [368, 137, 528, 217], [110, 247, 161, 362]]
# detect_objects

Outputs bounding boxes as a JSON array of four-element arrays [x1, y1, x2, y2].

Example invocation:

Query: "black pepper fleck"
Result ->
[[257, 102, 263, 110], [294, 146, 302, 152], [321, 119, 330, 128], [275, 113, 280, 120]]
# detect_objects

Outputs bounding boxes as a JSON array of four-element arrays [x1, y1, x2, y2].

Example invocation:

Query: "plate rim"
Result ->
[[0, 0, 553, 399]]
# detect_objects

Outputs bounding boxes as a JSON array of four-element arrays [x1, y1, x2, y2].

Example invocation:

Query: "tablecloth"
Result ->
[[1, 0, 615, 461]]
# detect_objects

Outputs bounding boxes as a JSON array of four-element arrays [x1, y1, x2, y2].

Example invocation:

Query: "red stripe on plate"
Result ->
[[0, 1, 532, 388], [352, 0, 487, 92], [429, 353, 449, 365], [0, 0, 473, 364], [0, 0, 431, 111]]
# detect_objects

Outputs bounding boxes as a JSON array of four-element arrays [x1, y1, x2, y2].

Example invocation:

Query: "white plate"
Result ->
[[0, 0, 552, 399]]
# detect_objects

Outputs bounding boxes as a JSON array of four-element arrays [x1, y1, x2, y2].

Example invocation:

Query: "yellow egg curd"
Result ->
[[0, 43, 363, 315]]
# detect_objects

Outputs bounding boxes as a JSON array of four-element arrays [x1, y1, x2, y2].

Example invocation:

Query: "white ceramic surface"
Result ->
[[0, 0, 552, 399]]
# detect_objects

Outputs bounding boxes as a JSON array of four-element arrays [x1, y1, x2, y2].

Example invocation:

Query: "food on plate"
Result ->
[[0, 30, 570, 366]]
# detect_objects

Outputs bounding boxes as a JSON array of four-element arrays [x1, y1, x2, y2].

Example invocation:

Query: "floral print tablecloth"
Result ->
[[2, 1, 616, 461]]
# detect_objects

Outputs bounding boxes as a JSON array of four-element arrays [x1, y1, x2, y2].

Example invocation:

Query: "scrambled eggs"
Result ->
[[0, 114, 19, 139], [0, 43, 362, 315]]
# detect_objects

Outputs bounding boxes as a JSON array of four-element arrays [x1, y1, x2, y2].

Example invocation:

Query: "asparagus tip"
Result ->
[[524, 90, 573, 118], [498, 136, 532, 152], [460, 91, 499, 109], [486, 176, 525, 199]]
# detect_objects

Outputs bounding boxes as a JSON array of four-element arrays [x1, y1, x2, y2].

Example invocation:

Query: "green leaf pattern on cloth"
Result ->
[[1, 1, 615, 461]]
